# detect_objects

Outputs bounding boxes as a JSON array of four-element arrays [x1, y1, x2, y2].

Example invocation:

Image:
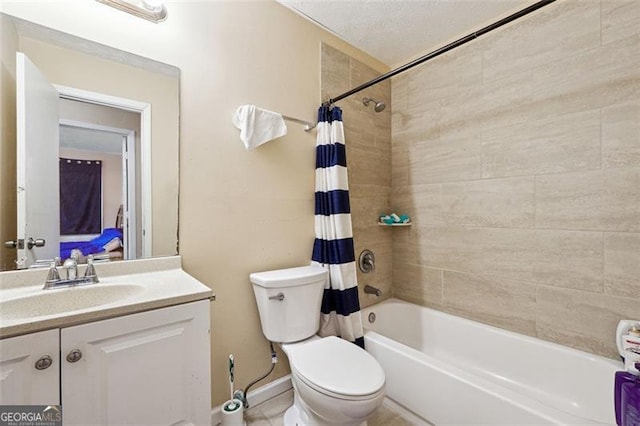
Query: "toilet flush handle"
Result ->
[[269, 293, 285, 301]]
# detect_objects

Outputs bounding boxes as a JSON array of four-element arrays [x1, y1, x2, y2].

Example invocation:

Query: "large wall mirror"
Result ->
[[0, 14, 180, 271]]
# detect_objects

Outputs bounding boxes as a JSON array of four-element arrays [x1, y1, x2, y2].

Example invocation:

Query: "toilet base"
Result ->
[[284, 404, 301, 426], [284, 392, 368, 426]]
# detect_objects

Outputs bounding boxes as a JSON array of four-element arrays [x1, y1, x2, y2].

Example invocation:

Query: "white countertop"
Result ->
[[0, 256, 214, 338]]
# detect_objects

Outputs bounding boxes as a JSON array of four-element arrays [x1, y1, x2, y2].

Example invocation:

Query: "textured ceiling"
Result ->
[[279, 0, 534, 66]]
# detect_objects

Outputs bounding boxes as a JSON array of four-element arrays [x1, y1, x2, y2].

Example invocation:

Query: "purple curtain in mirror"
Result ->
[[59, 158, 102, 235]]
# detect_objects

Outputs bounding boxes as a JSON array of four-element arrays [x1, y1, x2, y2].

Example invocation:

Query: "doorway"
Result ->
[[59, 117, 137, 261], [56, 85, 152, 260]]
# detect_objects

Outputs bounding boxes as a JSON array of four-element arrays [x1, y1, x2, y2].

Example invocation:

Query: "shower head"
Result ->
[[362, 97, 386, 112]]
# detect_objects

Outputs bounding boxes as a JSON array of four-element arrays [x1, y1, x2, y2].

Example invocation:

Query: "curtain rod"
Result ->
[[325, 0, 556, 106]]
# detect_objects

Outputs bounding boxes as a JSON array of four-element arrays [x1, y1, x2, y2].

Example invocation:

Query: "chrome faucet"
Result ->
[[63, 257, 78, 280], [43, 255, 99, 290], [364, 285, 382, 297]]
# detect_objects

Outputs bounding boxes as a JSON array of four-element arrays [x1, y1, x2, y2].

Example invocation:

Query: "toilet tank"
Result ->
[[250, 265, 328, 343]]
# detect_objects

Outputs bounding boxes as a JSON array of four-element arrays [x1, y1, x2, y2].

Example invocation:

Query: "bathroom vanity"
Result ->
[[0, 256, 213, 425]]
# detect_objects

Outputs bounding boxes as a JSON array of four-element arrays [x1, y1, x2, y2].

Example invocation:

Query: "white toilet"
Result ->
[[250, 265, 386, 426]]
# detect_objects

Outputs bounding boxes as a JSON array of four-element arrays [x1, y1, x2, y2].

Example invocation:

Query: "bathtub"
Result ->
[[361, 299, 621, 425]]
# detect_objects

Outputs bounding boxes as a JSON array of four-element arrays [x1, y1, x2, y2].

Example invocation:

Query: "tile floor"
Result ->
[[242, 389, 416, 425]]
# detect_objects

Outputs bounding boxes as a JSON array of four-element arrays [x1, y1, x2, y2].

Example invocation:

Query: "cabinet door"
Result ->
[[61, 300, 210, 425], [0, 329, 60, 405]]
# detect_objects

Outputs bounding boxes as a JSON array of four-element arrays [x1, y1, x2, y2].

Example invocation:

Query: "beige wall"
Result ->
[[320, 43, 393, 308], [59, 148, 122, 232], [0, 15, 18, 270], [391, 0, 640, 359], [0, 1, 387, 407], [175, 4, 387, 406]]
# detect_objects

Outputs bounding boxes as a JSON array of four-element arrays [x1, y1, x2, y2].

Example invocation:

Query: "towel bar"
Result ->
[[282, 114, 317, 132]]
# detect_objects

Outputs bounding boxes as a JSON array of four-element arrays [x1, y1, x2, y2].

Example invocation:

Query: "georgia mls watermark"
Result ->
[[0, 405, 62, 426]]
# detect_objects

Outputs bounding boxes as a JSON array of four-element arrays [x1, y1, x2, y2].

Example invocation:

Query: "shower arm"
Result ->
[[323, 0, 556, 106]]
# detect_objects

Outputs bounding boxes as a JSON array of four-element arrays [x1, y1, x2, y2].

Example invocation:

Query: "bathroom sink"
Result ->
[[0, 284, 145, 320], [0, 259, 214, 338]]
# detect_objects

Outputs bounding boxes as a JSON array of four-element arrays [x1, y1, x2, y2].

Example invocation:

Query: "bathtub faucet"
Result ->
[[364, 285, 382, 297]]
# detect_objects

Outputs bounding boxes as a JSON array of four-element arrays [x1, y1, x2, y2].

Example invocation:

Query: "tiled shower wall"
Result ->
[[391, 1, 639, 358], [320, 43, 393, 309]]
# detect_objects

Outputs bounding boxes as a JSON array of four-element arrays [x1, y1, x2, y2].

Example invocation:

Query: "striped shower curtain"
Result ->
[[311, 105, 365, 348]]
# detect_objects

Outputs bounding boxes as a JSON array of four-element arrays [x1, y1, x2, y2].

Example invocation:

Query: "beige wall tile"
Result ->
[[536, 167, 640, 232], [410, 225, 486, 273], [391, 101, 441, 147], [394, 177, 534, 228], [604, 232, 640, 298], [601, 0, 640, 45], [482, 1, 601, 83], [408, 52, 482, 104], [439, 73, 533, 136], [393, 264, 443, 309], [347, 144, 391, 187], [536, 285, 639, 358], [391, 226, 413, 266], [351, 56, 383, 91], [480, 228, 602, 291], [343, 99, 377, 150], [439, 177, 535, 228], [391, 73, 409, 112], [355, 228, 393, 309], [393, 183, 442, 225], [601, 102, 640, 168], [481, 227, 538, 284], [391, 146, 410, 187], [409, 134, 482, 184], [532, 34, 640, 118], [408, 226, 603, 292], [350, 184, 390, 229], [482, 109, 601, 178], [320, 43, 393, 313], [374, 96, 392, 148], [531, 229, 603, 292], [320, 43, 350, 101], [389, 0, 639, 362], [443, 271, 537, 336]]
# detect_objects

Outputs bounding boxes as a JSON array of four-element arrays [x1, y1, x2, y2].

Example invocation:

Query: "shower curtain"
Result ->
[[311, 105, 365, 348]]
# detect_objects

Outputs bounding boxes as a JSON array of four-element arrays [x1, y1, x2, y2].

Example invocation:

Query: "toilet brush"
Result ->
[[229, 354, 235, 402], [222, 354, 245, 425]]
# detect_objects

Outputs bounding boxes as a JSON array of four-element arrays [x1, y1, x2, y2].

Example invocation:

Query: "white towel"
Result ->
[[232, 105, 288, 150]]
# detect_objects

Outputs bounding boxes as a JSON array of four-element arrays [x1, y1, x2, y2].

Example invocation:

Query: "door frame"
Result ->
[[59, 119, 137, 260], [55, 85, 152, 258]]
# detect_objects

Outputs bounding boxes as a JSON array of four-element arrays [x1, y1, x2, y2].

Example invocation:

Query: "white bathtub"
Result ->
[[361, 299, 621, 425]]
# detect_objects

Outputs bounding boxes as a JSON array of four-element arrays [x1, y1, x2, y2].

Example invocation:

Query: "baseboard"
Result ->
[[210, 375, 292, 425]]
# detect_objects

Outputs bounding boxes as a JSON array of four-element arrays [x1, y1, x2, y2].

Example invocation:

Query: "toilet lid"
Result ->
[[289, 336, 385, 397]]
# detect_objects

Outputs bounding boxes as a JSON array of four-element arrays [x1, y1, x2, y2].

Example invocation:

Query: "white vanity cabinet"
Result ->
[[0, 329, 60, 405], [61, 300, 211, 425], [0, 300, 211, 425]]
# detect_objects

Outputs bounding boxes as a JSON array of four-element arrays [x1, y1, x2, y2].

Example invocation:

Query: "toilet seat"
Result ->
[[288, 336, 385, 400]]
